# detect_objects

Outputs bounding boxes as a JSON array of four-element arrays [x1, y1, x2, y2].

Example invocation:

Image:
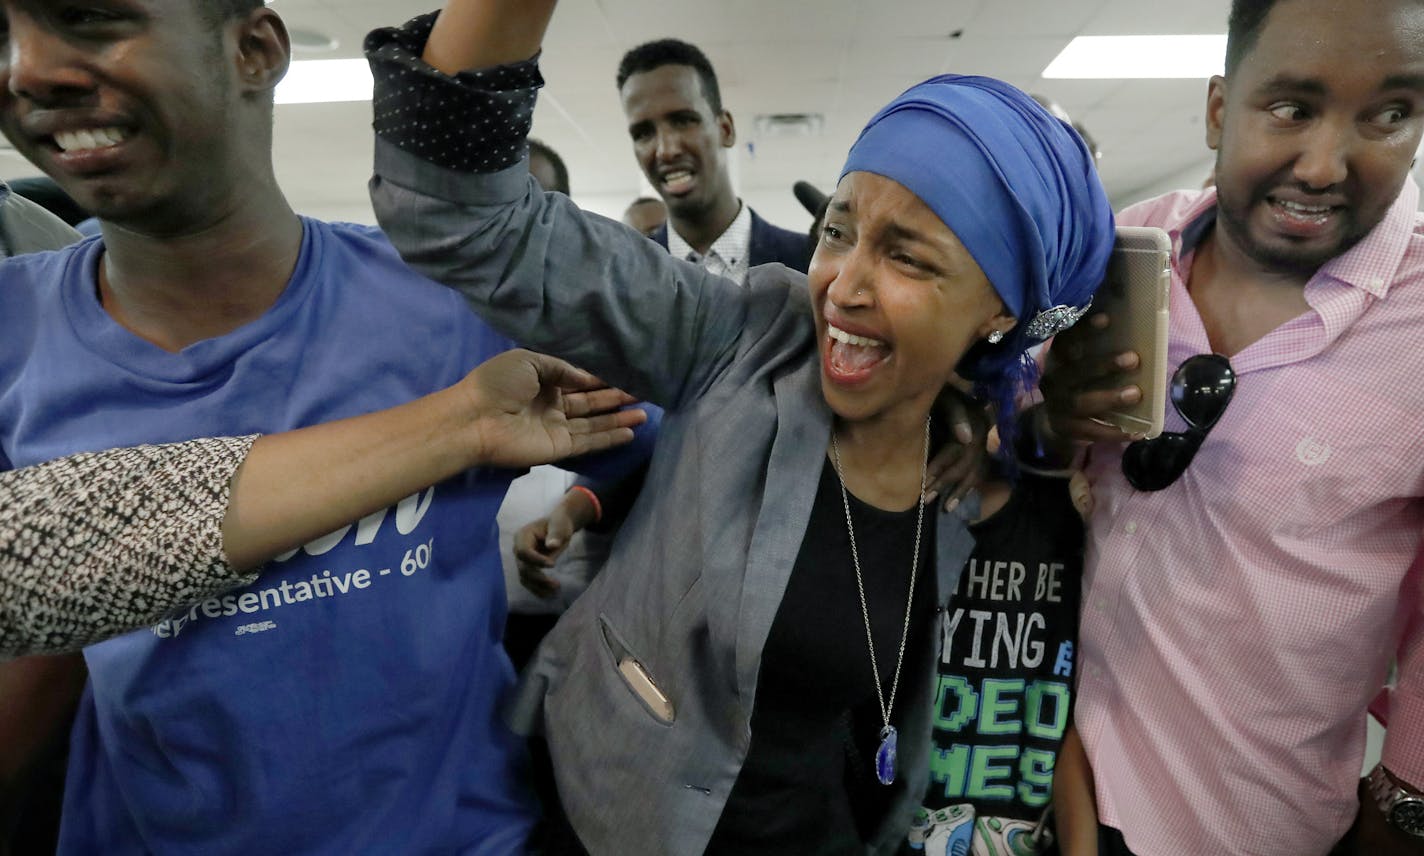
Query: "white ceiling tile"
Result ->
[[966, 0, 1111, 37], [243, 0, 1269, 223], [1081, 0, 1233, 35]]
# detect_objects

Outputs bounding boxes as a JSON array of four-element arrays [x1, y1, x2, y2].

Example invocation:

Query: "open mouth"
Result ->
[[1266, 196, 1341, 235], [660, 168, 695, 195], [825, 322, 890, 382], [52, 126, 129, 153]]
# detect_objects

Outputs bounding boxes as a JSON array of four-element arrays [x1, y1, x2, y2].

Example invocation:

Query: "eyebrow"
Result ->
[[1256, 72, 1424, 96], [1382, 73, 1424, 92], [827, 204, 943, 246], [882, 223, 936, 246], [1256, 76, 1328, 96]]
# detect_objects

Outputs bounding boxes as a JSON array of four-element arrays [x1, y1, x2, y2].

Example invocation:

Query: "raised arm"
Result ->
[[0, 350, 642, 658], [366, 5, 758, 410], [423, 0, 556, 73]]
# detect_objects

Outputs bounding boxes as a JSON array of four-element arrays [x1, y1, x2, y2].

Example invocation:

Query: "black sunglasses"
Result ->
[[1121, 354, 1236, 491]]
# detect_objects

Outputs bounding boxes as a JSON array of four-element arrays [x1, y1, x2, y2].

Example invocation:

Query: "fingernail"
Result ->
[[1119, 387, 1142, 404], [547, 539, 562, 549], [955, 423, 973, 443], [944, 496, 959, 513], [1115, 352, 1138, 369], [922, 490, 938, 505]]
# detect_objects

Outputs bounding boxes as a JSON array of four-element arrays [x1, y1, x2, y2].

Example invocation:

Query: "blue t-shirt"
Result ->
[[0, 220, 633, 854]]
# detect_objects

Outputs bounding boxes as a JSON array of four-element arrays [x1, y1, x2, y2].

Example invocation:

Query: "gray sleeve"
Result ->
[[0, 193, 80, 256], [370, 150, 749, 411], [0, 437, 260, 658], [364, 17, 751, 411]]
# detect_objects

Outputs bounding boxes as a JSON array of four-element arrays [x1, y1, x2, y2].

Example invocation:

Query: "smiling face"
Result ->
[[619, 63, 735, 221], [809, 171, 1015, 426], [0, 0, 279, 233], [1206, 0, 1424, 278]]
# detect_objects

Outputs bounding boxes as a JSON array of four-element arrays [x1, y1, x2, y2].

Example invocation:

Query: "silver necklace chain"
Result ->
[[829, 415, 930, 735]]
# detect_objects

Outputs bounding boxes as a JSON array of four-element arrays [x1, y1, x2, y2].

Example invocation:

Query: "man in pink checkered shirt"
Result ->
[[1043, 0, 1424, 853]]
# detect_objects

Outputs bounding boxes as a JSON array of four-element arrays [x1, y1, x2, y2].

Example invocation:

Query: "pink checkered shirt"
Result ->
[[1076, 181, 1424, 855]]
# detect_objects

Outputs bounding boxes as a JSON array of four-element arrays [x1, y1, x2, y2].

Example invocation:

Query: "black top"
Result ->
[[706, 457, 937, 855], [914, 472, 1084, 852]]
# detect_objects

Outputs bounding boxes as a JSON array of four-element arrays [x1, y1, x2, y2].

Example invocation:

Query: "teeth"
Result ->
[[663, 170, 692, 183], [1278, 200, 1331, 215], [828, 324, 886, 348], [54, 126, 126, 153]]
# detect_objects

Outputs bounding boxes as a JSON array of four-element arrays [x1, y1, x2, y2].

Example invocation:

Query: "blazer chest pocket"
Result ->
[[599, 615, 675, 725]]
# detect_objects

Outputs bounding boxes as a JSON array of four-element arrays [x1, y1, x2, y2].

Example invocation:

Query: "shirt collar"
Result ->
[[1175, 177, 1419, 300], [667, 201, 752, 271]]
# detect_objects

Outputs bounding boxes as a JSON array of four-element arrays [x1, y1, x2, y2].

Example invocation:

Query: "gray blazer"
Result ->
[[372, 143, 975, 856], [0, 181, 79, 258]]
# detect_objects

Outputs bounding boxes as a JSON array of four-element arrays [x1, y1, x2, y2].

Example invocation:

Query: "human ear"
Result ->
[[1205, 75, 1226, 151], [976, 312, 1017, 342], [719, 110, 736, 148], [234, 8, 292, 94]]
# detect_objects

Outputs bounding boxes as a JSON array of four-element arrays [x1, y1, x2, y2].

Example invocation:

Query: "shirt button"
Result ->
[[1124, 521, 1138, 535], [1094, 598, 1108, 612]]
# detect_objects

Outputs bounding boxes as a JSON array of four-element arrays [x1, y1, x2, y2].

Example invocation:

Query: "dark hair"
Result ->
[[202, 0, 264, 28], [1224, 0, 1280, 75], [527, 138, 571, 195], [616, 39, 723, 114], [628, 196, 662, 207]]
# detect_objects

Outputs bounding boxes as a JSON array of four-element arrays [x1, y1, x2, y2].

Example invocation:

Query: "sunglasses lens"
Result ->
[[1170, 355, 1236, 430], [1123, 432, 1202, 491]]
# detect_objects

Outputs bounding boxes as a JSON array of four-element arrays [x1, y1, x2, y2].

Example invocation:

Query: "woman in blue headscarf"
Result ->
[[364, 2, 1114, 854]]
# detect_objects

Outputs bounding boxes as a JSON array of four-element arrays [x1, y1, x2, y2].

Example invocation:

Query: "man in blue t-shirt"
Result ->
[[0, 2, 651, 853]]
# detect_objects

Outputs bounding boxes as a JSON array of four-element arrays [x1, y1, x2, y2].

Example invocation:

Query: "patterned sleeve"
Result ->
[[365, 11, 541, 173], [0, 436, 261, 658]]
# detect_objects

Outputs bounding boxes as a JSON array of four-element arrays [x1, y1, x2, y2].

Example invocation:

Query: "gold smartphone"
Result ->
[[617, 657, 675, 723], [600, 615, 675, 723], [1084, 226, 1172, 438]]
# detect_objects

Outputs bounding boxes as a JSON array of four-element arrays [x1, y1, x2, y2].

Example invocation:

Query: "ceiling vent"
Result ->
[[289, 27, 339, 52], [753, 113, 824, 138]]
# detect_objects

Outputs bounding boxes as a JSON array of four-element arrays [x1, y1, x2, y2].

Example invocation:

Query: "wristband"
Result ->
[[569, 485, 603, 524]]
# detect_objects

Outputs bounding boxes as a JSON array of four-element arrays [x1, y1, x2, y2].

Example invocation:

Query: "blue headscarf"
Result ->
[[839, 75, 1115, 451]]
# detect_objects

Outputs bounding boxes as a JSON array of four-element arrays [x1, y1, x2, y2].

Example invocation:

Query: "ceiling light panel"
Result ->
[[1043, 35, 1226, 79], [276, 59, 374, 105]]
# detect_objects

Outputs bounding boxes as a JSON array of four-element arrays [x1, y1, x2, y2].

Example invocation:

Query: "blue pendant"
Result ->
[[875, 725, 898, 785]]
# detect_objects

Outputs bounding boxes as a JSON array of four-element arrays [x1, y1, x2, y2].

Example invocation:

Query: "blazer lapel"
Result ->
[[732, 354, 830, 721]]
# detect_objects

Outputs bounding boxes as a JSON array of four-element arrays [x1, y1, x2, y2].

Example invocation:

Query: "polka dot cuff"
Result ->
[[365, 12, 543, 173]]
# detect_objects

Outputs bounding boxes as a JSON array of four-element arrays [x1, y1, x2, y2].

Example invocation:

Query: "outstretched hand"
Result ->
[[462, 350, 645, 469]]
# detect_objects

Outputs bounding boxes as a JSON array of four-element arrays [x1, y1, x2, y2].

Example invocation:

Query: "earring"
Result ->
[[987, 330, 1005, 344]]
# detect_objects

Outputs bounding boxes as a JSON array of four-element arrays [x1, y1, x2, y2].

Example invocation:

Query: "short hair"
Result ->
[[616, 39, 723, 115], [628, 196, 662, 207], [202, 0, 264, 27], [528, 138, 571, 195], [1224, 0, 1278, 76]]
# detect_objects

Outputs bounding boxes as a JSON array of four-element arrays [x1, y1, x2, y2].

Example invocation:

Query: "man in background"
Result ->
[[621, 195, 666, 236], [616, 38, 809, 279], [528, 137, 570, 195]]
